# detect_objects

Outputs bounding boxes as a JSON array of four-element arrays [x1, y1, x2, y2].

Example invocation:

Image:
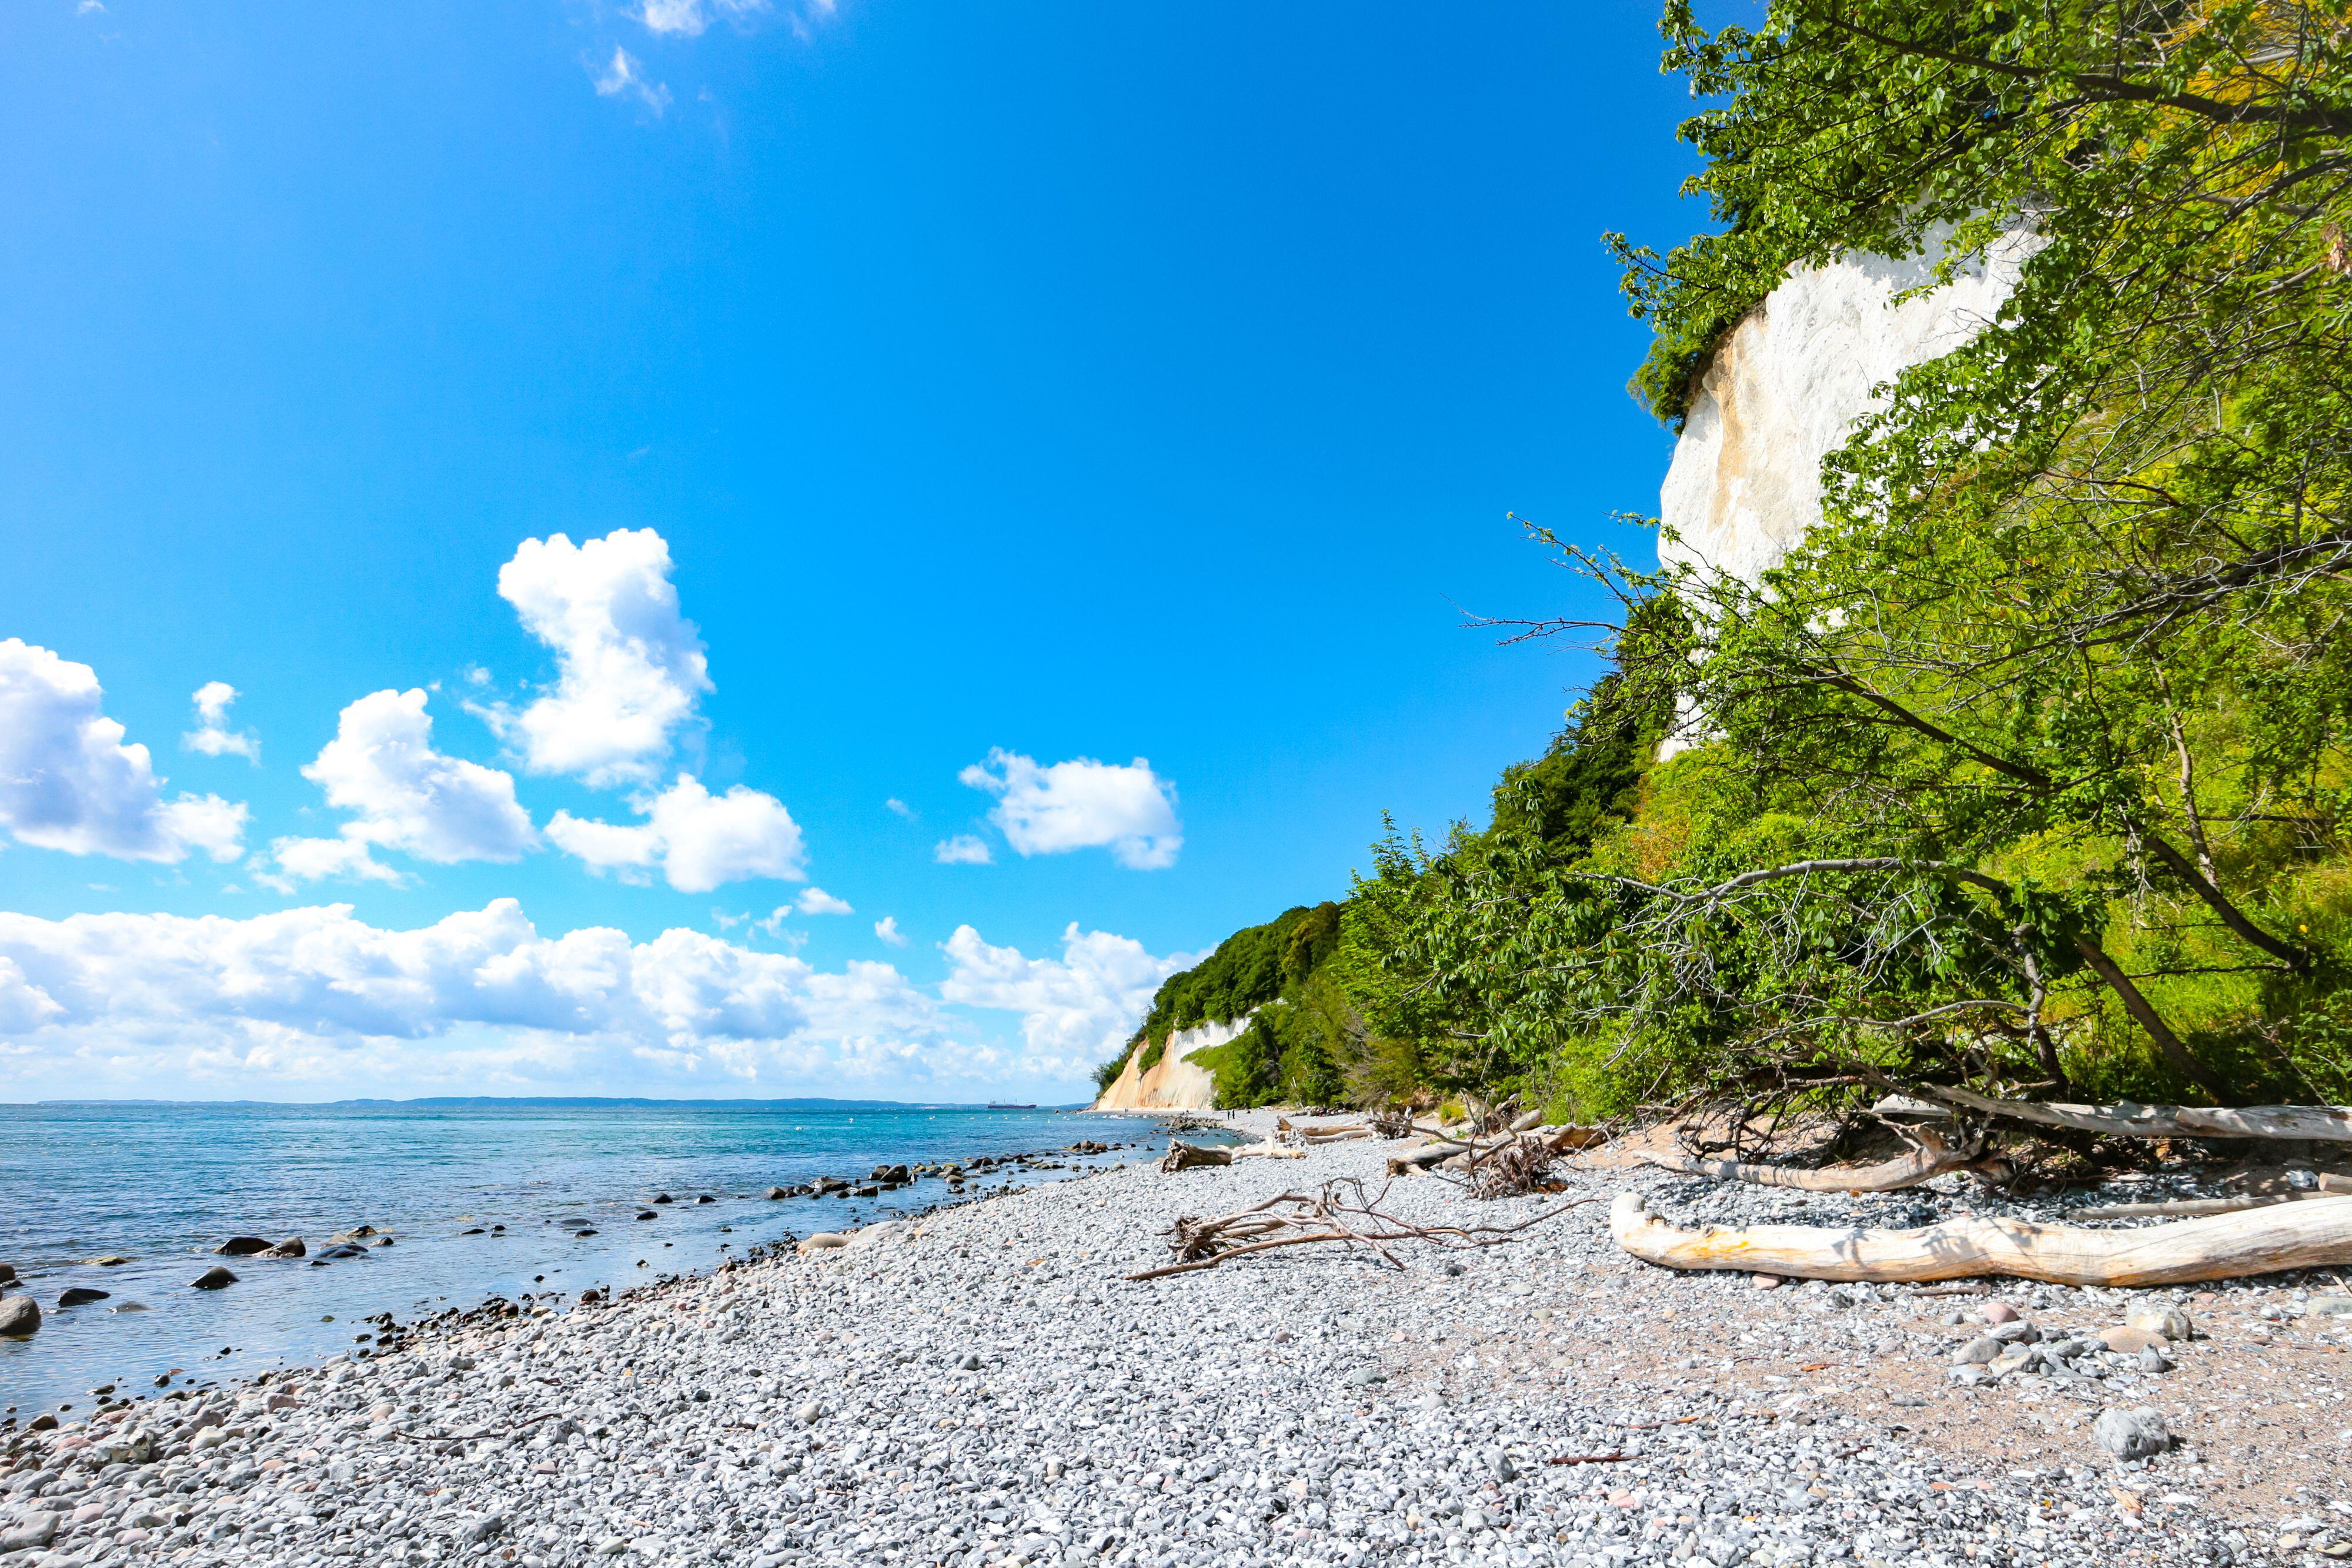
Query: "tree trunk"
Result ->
[[1915, 1084, 2352, 1141], [1609, 1191, 2352, 1286], [1640, 1128, 1979, 1192], [2070, 937, 2233, 1104]]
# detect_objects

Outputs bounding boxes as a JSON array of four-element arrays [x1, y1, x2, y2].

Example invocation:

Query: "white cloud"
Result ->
[[592, 46, 673, 115], [940, 921, 1195, 1067], [183, 681, 259, 761], [795, 887, 853, 916], [549, 773, 804, 894], [301, 688, 536, 865], [957, 748, 1181, 870], [636, 0, 769, 34], [483, 529, 710, 785], [933, 834, 993, 865], [885, 797, 916, 820], [255, 835, 401, 894], [0, 901, 1184, 1098], [0, 639, 248, 864], [873, 915, 907, 947], [637, 0, 707, 34]]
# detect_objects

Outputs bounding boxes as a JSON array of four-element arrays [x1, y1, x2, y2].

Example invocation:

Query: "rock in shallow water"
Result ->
[[213, 1236, 270, 1256], [191, 1266, 239, 1290], [0, 1294, 40, 1336], [56, 1288, 109, 1307]]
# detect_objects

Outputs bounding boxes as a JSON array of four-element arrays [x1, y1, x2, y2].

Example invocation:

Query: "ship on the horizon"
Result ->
[[985, 1101, 1037, 1110]]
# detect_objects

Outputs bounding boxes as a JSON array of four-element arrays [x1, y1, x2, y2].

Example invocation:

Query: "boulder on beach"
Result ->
[[0, 1295, 39, 1337], [192, 1266, 239, 1289], [846, 1222, 906, 1252], [58, 1287, 111, 1307], [214, 1237, 271, 1256], [797, 1233, 850, 1253]]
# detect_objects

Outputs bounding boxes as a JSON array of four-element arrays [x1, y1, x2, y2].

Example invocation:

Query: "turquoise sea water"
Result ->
[[0, 1100, 1184, 1420]]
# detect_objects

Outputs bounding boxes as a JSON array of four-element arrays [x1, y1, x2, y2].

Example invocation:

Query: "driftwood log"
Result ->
[[1913, 1085, 2352, 1142], [1161, 1138, 1306, 1173], [1388, 1124, 1607, 1177], [1641, 1127, 1985, 1193], [1610, 1191, 2352, 1286], [1128, 1177, 1592, 1281]]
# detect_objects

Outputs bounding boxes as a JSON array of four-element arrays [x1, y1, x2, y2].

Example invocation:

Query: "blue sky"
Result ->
[[0, 1, 1707, 1102]]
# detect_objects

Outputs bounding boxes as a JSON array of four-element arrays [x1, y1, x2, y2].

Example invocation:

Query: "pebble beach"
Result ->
[[8, 1112, 2349, 1568]]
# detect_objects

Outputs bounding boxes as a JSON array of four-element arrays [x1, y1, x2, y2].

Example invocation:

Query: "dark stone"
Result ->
[[0, 1295, 40, 1336], [637, 1211, 658, 1221], [213, 1238, 270, 1256], [191, 1267, 239, 1290], [765, 1187, 789, 1200], [258, 1238, 306, 1259], [57, 1288, 109, 1307], [652, 1194, 674, 1204]]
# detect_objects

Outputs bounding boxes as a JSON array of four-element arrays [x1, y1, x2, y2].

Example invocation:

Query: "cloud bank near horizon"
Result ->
[[0, 900, 1188, 1101]]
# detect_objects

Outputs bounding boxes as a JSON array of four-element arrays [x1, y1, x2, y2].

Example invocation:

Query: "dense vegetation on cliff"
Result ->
[[1113, 0, 2352, 1120]]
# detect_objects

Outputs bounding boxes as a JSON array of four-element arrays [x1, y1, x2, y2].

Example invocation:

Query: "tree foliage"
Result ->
[[1371, 0, 2352, 1117]]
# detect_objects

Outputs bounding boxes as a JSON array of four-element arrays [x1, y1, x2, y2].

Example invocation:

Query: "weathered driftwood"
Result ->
[[1914, 1084, 2352, 1142], [1128, 1177, 1591, 1281], [1641, 1128, 1982, 1193], [1389, 1123, 1608, 1178], [2073, 1194, 2320, 1220], [1609, 1191, 2352, 1286], [1161, 1137, 1302, 1173]]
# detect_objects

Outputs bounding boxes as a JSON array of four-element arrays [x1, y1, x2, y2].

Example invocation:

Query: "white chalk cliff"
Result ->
[[1090, 1015, 1247, 1112], [1659, 225, 2036, 584]]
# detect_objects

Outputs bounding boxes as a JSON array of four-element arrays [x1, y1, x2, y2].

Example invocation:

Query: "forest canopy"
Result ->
[[1104, 0, 2352, 1125]]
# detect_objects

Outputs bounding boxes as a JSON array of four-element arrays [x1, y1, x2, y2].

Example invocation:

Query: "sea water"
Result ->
[[0, 1099, 1192, 1418]]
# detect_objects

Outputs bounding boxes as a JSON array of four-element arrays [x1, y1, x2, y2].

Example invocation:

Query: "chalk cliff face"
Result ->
[[1659, 227, 2034, 584], [1089, 1016, 1247, 1112]]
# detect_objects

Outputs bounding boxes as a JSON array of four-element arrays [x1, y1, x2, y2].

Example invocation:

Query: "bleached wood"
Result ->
[[1640, 1128, 1975, 1192], [1609, 1191, 2352, 1285], [1917, 1085, 2352, 1141]]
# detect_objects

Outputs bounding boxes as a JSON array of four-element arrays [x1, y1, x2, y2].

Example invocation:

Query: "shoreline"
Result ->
[[2, 1115, 2331, 1567], [0, 1106, 1176, 1423]]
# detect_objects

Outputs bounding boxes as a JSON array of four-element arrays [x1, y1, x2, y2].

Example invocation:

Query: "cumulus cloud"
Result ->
[[0, 901, 1182, 1098], [288, 688, 535, 877], [256, 835, 402, 894], [795, 887, 853, 916], [592, 48, 672, 114], [885, 797, 916, 820], [957, 748, 1181, 870], [484, 529, 711, 785], [549, 773, 805, 894], [940, 921, 1195, 1071], [873, 915, 907, 947], [933, 834, 993, 866], [183, 682, 258, 761], [0, 639, 248, 864]]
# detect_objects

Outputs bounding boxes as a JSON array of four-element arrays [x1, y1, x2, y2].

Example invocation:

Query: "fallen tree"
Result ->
[[1908, 1085, 2352, 1143], [1609, 1191, 2352, 1286], [1641, 1126, 1987, 1193]]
